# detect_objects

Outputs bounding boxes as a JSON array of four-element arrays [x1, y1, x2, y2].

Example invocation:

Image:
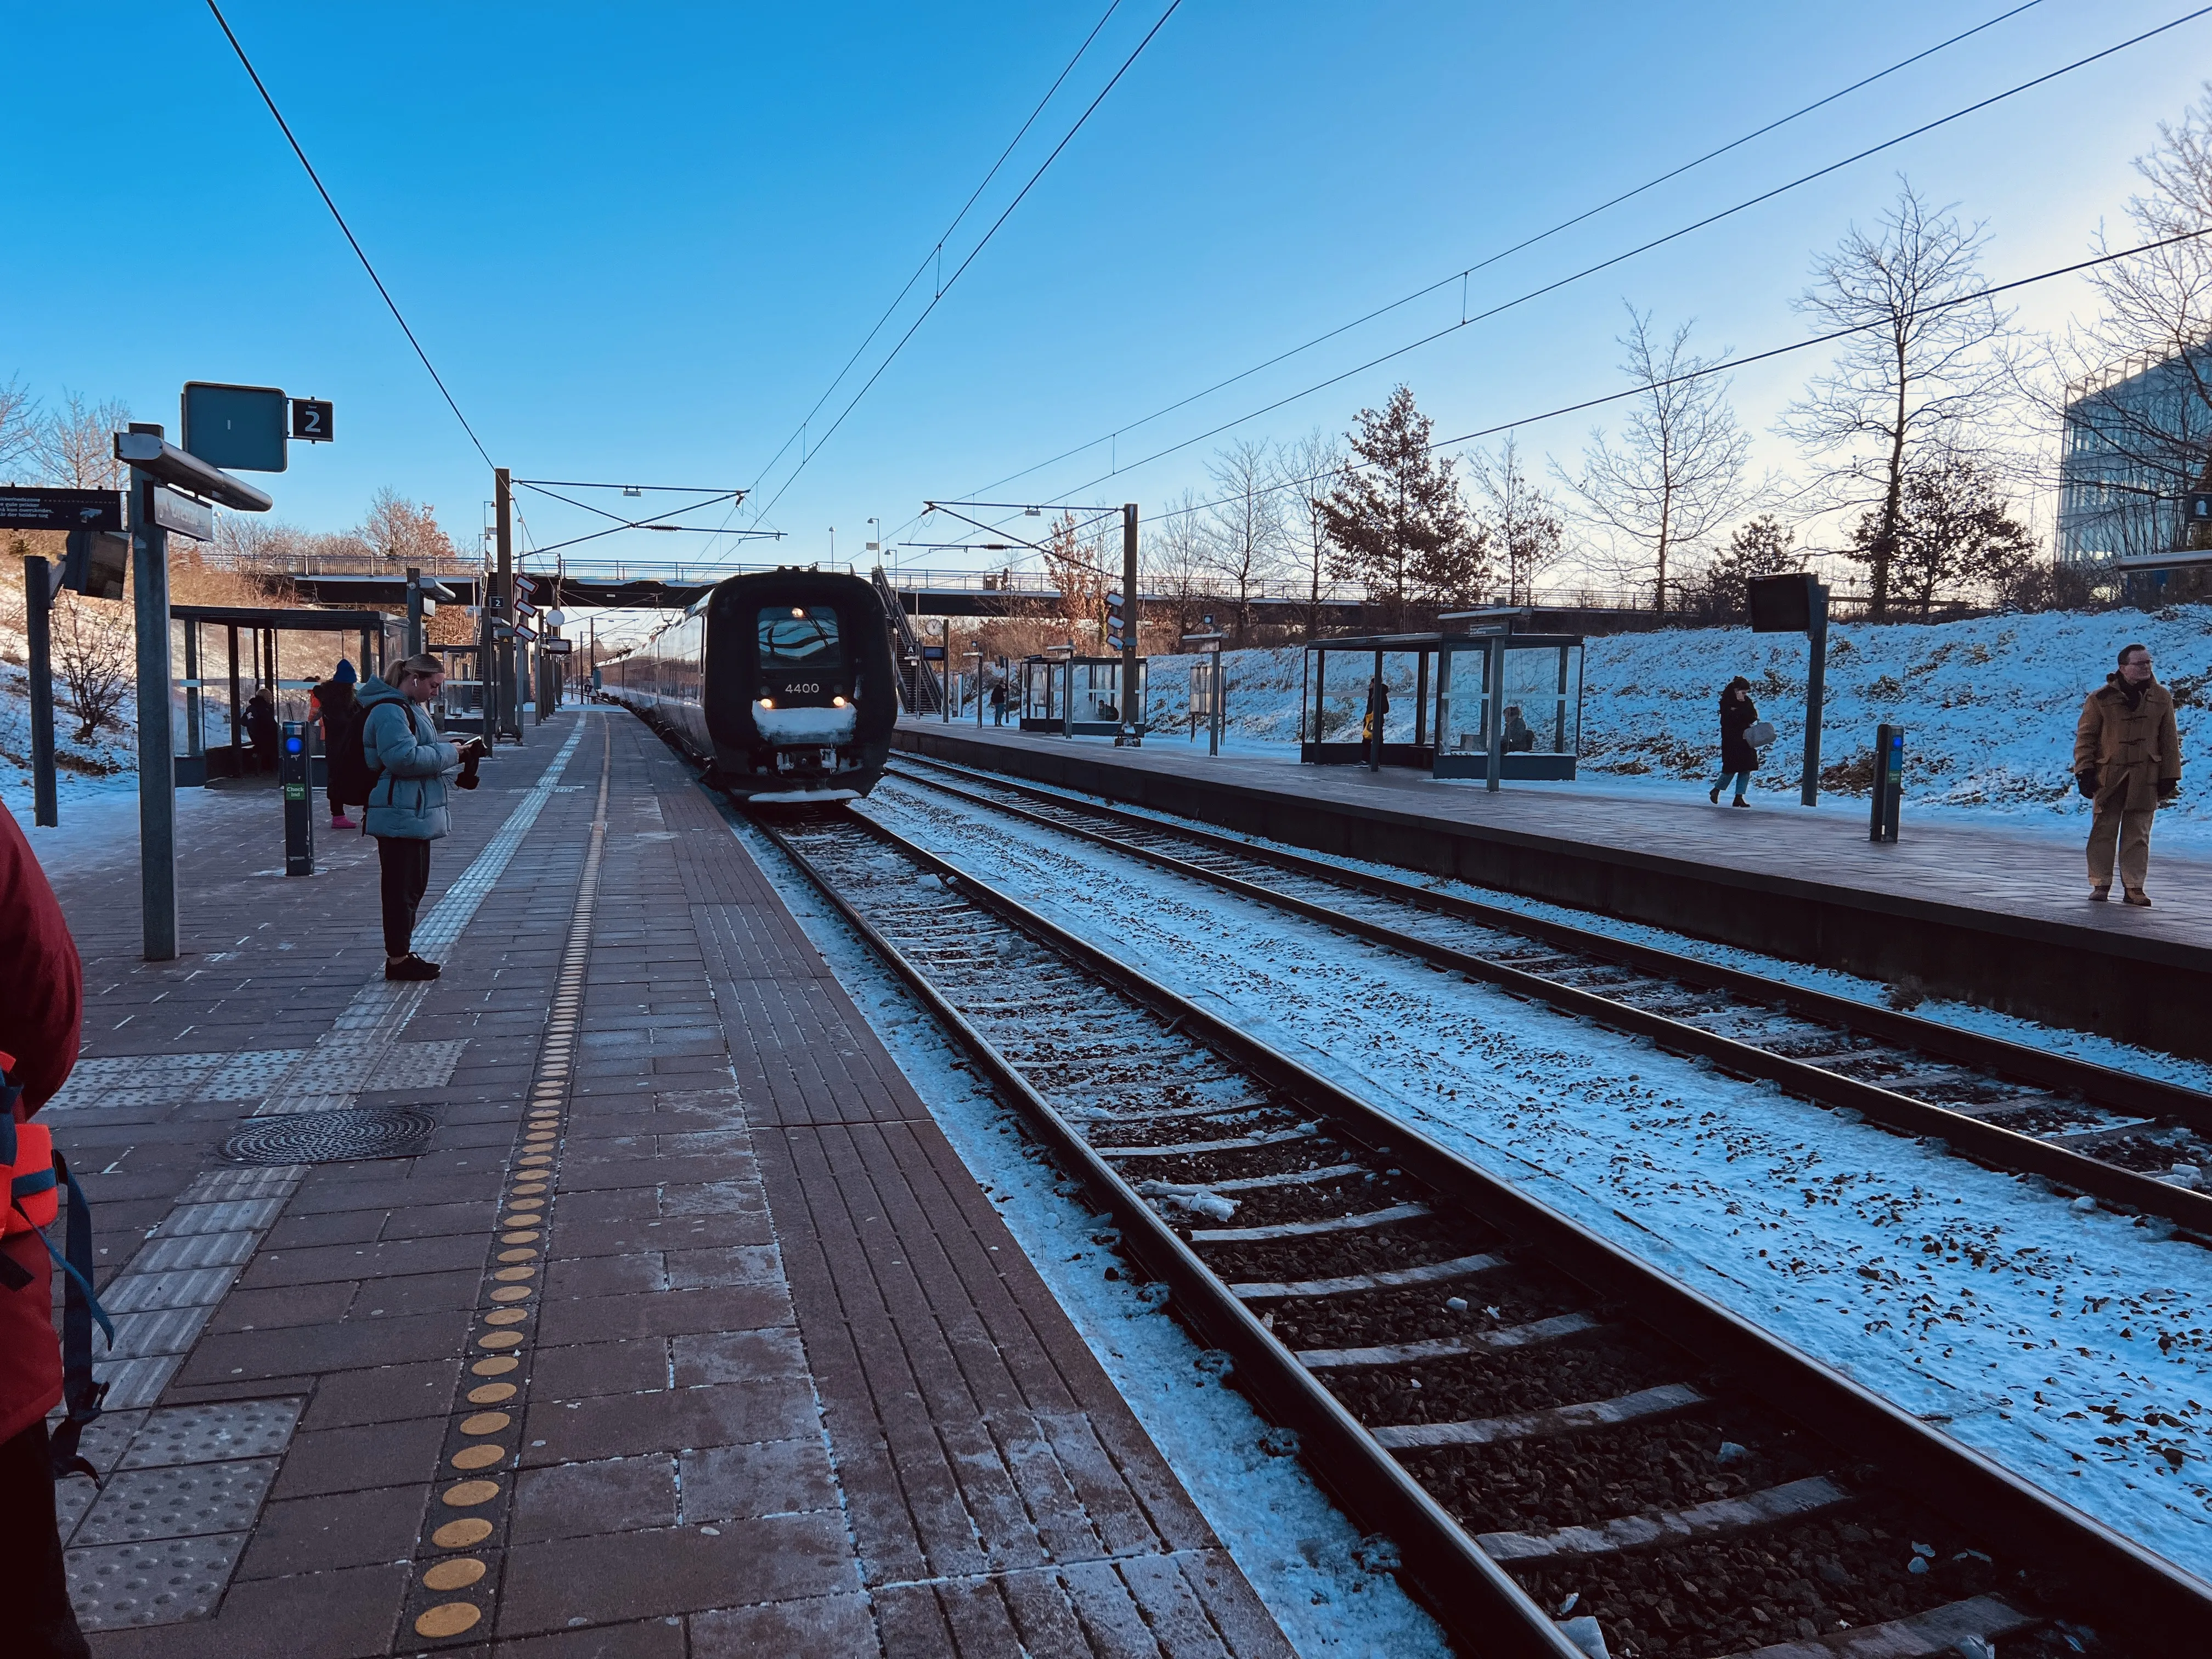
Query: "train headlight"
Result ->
[[758, 697, 775, 710], [832, 696, 847, 708]]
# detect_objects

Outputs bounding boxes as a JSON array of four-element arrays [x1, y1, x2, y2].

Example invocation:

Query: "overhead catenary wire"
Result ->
[[964, 0, 2053, 504], [997, 3, 2212, 515], [202, 0, 494, 470], [744, 0, 1187, 528], [740, 0, 1131, 508], [1124, 224, 2212, 533]]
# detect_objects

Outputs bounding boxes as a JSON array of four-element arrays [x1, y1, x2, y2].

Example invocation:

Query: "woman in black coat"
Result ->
[[1711, 676, 1758, 807]]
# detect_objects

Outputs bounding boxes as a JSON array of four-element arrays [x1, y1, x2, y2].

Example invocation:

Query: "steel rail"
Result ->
[[740, 795, 2212, 1656], [886, 755, 2212, 1236]]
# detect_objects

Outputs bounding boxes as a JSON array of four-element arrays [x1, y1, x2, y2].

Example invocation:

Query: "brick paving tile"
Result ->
[[686, 1592, 881, 1656], [494, 1516, 863, 1637], [235, 1484, 432, 1578], [489, 1619, 689, 1659]]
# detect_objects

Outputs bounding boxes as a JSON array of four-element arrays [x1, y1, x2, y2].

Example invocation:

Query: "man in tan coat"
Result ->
[[2073, 642, 2182, 906]]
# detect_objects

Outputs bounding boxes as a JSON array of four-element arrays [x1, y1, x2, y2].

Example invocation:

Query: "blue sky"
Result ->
[[3, 1, 2205, 591]]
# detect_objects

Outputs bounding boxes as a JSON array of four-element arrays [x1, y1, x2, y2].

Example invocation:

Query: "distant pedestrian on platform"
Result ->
[[243, 688, 278, 775], [990, 680, 1008, 725], [2074, 642, 2181, 907], [0, 798, 93, 1657], [1711, 676, 1758, 807], [358, 654, 489, 981], [311, 677, 359, 830]]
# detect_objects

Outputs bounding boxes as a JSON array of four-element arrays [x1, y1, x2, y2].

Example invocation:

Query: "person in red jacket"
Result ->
[[0, 799, 88, 1656]]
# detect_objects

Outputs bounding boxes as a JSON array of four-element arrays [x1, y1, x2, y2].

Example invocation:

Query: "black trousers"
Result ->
[[376, 836, 433, 958], [1, 1420, 91, 1657]]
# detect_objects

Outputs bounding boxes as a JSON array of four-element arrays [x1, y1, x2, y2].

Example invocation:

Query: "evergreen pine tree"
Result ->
[[1321, 386, 1483, 618]]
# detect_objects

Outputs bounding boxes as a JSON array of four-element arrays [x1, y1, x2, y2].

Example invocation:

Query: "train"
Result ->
[[597, 569, 898, 801]]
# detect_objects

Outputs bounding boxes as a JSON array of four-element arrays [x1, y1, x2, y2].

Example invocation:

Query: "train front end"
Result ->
[[705, 571, 896, 801]]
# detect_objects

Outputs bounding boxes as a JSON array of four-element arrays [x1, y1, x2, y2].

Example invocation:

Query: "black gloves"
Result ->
[[2076, 771, 2097, 799], [2159, 778, 2180, 800]]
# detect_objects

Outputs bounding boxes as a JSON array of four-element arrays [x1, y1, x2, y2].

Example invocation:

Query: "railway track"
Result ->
[[879, 754, 2212, 1240], [744, 796, 2212, 1659]]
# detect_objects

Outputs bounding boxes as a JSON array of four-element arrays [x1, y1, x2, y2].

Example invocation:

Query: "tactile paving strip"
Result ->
[[71, 1458, 281, 1545], [66, 1534, 249, 1628], [120, 1398, 304, 1468], [401, 724, 612, 1647]]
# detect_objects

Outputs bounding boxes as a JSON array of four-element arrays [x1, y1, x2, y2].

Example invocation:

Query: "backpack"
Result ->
[[324, 700, 378, 809]]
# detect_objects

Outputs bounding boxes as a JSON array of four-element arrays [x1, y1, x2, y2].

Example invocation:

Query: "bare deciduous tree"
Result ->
[[1466, 433, 1566, 606], [0, 378, 37, 481], [1202, 440, 1285, 641], [1144, 490, 1214, 645], [50, 594, 134, 743], [36, 392, 131, 489], [1781, 180, 2014, 618], [1042, 512, 1107, 646], [1276, 428, 1343, 639], [2044, 83, 2212, 559], [1561, 307, 1753, 615], [358, 487, 460, 565]]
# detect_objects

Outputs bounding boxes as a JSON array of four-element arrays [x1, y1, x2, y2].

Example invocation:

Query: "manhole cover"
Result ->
[[221, 1107, 437, 1165]]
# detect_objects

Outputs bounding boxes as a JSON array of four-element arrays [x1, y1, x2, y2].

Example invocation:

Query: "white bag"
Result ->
[[1744, 720, 1776, 749]]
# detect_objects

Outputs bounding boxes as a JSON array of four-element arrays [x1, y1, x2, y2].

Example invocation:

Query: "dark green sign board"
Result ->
[[182, 381, 289, 473]]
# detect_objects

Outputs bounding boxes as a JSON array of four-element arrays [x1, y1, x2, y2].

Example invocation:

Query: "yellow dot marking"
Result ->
[[494, 1266, 537, 1282], [431, 1517, 493, 1548], [460, 1412, 512, 1435], [422, 1557, 487, 1592], [441, 1479, 500, 1507], [465, 1383, 517, 1406], [415, 1602, 483, 1638], [484, 1308, 528, 1327], [489, 1286, 532, 1303], [471, 1356, 520, 1375], [510, 1184, 548, 1198], [518, 1154, 554, 1165], [450, 1443, 506, 1471], [478, 1331, 524, 1350], [496, 1250, 539, 1264], [499, 1232, 541, 1245], [506, 1198, 545, 1211]]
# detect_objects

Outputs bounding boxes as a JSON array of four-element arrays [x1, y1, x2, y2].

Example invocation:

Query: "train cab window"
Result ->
[[759, 606, 842, 666]]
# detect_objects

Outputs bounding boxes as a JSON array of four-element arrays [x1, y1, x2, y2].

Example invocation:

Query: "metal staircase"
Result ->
[[872, 566, 941, 714]]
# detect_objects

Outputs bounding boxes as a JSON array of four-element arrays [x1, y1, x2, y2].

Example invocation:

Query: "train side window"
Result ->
[[759, 607, 842, 666]]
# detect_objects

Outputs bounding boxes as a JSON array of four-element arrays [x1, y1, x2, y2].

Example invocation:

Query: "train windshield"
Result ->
[[758, 606, 842, 667]]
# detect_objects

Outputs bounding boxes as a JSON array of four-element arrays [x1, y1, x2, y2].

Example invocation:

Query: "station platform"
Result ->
[[34, 709, 1290, 1657], [895, 719, 2212, 1061]]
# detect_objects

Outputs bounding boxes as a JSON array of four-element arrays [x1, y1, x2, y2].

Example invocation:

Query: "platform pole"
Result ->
[[1799, 583, 1829, 807], [1485, 636, 1506, 793], [128, 441, 179, 961], [405, 564, 425, 657], [1119, 503, 1139, 747], [23, 555, 57, 827]]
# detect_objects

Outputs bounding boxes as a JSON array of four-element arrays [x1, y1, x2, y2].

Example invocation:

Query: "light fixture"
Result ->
[[622, 486, 642, 498]]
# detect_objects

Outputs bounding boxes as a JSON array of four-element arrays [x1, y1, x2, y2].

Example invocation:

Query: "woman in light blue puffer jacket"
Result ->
[[356, 654, 482, 980]]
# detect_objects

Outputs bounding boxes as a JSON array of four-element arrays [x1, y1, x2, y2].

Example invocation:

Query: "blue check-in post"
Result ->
[[279, 720, 314, 875]]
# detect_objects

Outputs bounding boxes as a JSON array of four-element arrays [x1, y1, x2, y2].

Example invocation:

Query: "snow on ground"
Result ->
[[929, 761, 2212, 1098], [1130, 605, 2212, 848], [862, 779, 2212, 1583], [723, 811, 1454, 1659]]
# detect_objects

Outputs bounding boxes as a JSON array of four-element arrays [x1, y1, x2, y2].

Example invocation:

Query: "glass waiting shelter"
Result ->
[[171, 605, 396, 786], [1020, 652, 1148, 737], [1300, 624, 1583, 781]]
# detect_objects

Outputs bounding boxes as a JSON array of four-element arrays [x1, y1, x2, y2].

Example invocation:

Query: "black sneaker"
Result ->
[[385, 953, 441, 981]]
